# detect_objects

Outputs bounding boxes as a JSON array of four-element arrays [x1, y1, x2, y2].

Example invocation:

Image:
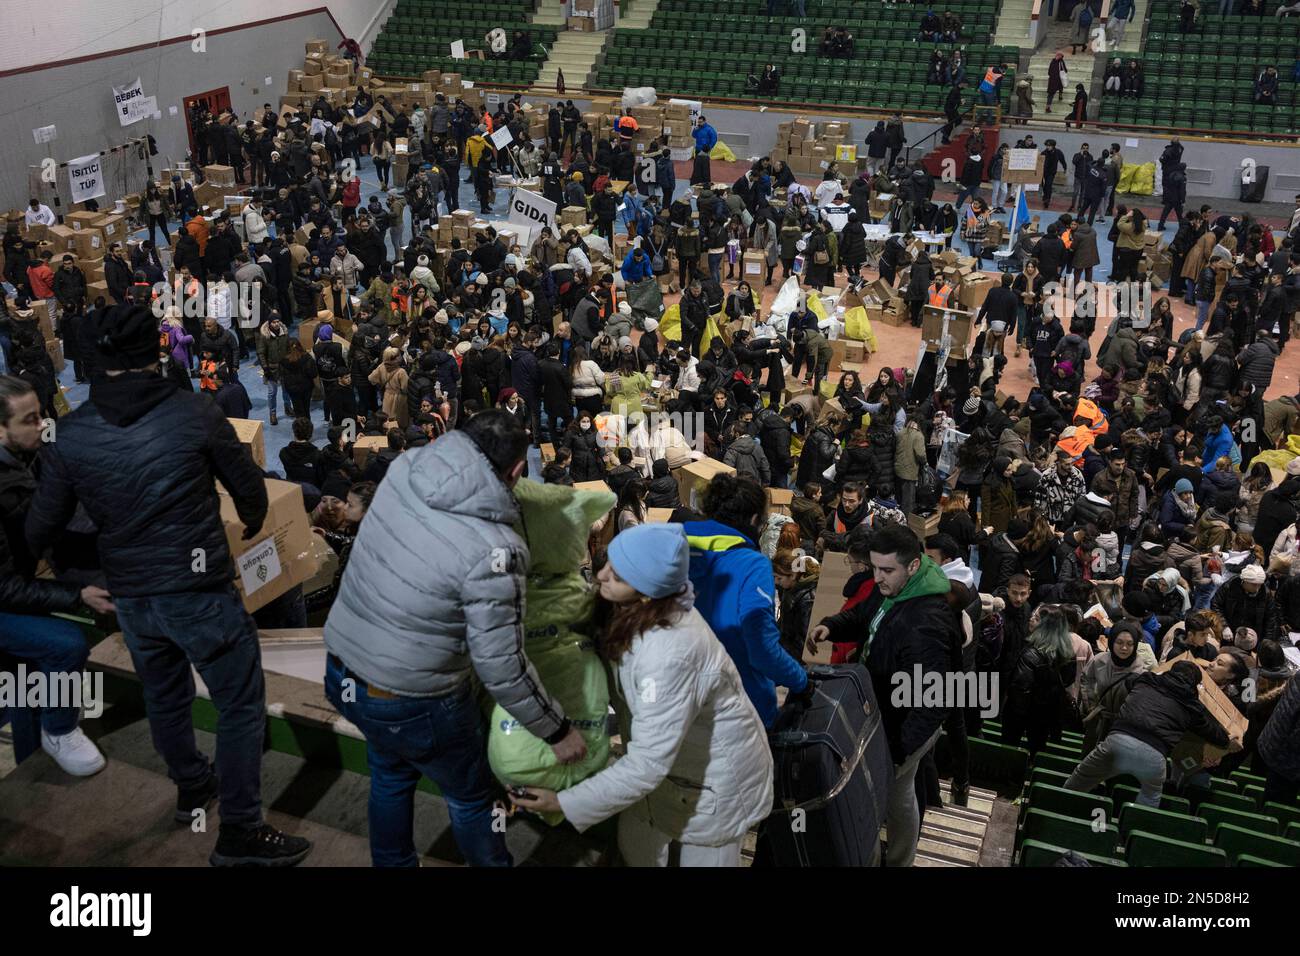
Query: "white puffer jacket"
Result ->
[[558, 604, 774, 847]]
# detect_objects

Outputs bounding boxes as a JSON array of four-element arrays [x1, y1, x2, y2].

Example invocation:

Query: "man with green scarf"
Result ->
[[811, 520, 955, 865]]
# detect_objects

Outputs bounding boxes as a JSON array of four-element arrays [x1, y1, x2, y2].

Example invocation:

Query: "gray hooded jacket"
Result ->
[[324, 430, 567, 740]]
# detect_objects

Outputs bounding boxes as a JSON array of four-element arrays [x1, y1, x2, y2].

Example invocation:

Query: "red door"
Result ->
[[183, 87, 233, 157]]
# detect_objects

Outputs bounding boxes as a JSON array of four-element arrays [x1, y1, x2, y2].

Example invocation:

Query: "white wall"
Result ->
[[0, 1, 389, 74]]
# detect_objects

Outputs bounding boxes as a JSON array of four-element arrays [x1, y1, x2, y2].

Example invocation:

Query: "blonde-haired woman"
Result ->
[[368, 346, 410, 429]]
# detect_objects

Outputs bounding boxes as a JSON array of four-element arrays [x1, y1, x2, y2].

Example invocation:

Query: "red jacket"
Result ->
[[342, 177, 361, 209], [27, 262, 55, 299], [830, 572, 876, 664]]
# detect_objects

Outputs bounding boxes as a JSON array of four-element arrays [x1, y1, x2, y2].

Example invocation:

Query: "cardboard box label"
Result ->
[[237, 536, 282, 597]]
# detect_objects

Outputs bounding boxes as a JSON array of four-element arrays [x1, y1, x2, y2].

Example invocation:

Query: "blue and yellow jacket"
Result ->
[[682, 520, 809, 727]]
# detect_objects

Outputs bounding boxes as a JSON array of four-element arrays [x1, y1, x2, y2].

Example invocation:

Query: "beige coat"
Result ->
[[1180, 230, 1216, 282], [369, 361, 410, 429]]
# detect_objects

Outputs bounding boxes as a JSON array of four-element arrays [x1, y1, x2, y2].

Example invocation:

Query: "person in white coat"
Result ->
[[513, 523, 774, 866], [242, 198, 269, 250]]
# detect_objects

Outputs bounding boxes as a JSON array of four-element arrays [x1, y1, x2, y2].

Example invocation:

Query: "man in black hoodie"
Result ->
[[25, 304, 312, 867], [645, 457, 682, 508], [1065, 660, 1239, 806]]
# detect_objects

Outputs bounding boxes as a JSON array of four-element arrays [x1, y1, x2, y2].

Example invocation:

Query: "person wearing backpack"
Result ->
[[1070, 1, 1094, 54], [313, 324, 351, 426]]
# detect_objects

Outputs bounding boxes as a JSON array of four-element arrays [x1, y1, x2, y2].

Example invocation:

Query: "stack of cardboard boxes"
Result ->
[[770, 118, 856, 176], [568, 0, 615, 31]]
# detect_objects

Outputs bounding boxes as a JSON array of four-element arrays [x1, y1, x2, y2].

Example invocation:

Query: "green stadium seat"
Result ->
[[1025, 783, 1113, 823], [1021, 808, 1120, 857], [1126, 831, 1227, 867], [1264, 802, 1300, 833], [1237, 854, 1288, 866], [1118, 803, 1209, 844], [1198, 804, 1280, 838], [1213, 823, 1300, 866]]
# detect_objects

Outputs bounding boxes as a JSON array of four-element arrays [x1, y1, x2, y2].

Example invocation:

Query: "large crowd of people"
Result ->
[[2, 37, 1300, 870]]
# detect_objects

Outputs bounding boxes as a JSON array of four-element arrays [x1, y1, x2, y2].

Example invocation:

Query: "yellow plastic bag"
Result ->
[[1128, 162, 1159, 196], [842, 306, 879, 352], [1286, 434, 1300, 456], [658, 302, 681, 343], [819, 379, 837, 400], [709, 139, 737, 162], [699, 313, 725, 353]]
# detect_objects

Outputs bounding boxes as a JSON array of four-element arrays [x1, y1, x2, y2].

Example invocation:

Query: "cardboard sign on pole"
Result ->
[[1004, 148, 1044, 185]]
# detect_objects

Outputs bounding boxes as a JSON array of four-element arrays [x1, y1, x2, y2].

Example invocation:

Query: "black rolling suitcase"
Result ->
[[764, 664, 894, 866]]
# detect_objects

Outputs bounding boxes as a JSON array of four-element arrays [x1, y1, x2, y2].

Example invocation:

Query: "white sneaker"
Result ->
[[41, 727, 106, 777]]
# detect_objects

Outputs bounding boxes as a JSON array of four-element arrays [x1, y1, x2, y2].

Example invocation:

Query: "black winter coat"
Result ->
[[564, 428, 606, 482], [1111, 668, 1229, 756], [26, 375, 267, 597]]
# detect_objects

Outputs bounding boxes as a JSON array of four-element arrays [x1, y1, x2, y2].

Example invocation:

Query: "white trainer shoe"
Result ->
[[41, 727, 107, 777]]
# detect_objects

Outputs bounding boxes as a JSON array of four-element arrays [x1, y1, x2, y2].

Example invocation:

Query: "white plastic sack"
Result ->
[[621, 87, 658, 108], [770, 276, 802, 321]]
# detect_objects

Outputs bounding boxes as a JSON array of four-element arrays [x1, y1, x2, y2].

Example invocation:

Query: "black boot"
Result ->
[[950, 782, 969, 807]]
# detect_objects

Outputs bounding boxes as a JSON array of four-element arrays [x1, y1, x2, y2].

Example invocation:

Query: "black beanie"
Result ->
[[95, 304, 163, 371], [319, 472, 352, 501]]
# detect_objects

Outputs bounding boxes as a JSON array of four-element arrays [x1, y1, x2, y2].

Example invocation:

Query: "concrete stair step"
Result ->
[[921, 822, 985, 850], [915, 835, 983, 865], [915, 852, 968, 866]]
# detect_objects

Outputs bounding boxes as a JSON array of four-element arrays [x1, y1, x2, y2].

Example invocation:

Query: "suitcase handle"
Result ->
[[769, 717, 885, 814]]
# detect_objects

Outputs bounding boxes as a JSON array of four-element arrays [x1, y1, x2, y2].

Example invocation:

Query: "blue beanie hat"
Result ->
[[317, 323, 334, 341], [1174, 478, 1194, 493], [607, 524, 690, 599]]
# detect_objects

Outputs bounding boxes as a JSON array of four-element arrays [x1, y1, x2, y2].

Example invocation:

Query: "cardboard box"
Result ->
[[203, 165, 236, 187], [767, 488, 794, 517], [305, 38, 329, 54], [46, 224, 77, 253], [560, 205, 588, 226], [645, 508, 675, 523], [85, 279, 112, 304], [674, 458, 735, 512], [219, 479, 319, 613], [351, 434, 388, 468], [567, 15, 596, 30], [45, 339, 64, 373], [96, 214, 128, 243], [82, 257, 106, 284], [1155, 653, 1249, 770], [299, 73, 325, 92], [540, 442, 556, 464], [906, 511, 941, 544], [229, 417, 267, 469], [958, 274, 995, 312], [324, 72, 350, 90], [69, 228, 104, 259], [65, 210, 101, 231], [921, 306, 974, 359], [804, 551, 852, 662], [441, 73, 462, 87], [10, 298, 56, 342], [843, 338, 867, 363], [742, 249, 766, 278]]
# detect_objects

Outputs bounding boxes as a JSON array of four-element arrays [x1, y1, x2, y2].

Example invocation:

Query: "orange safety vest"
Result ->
[[928, 283, 953, 308], [1074, 397, 1109, 436], [1056, 429, 1095, 464], [1062, 228, 1074, 250]]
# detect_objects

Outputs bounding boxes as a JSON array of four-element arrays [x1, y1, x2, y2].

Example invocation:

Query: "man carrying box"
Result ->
[[25, 304, 313, 868]]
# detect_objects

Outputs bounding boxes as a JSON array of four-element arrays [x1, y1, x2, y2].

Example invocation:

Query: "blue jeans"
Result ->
[[324, 655, 511, 867], [0, 611, 89, 735], [1065, 731, 1166, 806], [1195, 298, 1211, 330], [114, 586, 266, 826], [265, 378, 292, 418], [708, 252, 723, 285], [1218, 0, 1234, 13], [789, 0, 806, 15]]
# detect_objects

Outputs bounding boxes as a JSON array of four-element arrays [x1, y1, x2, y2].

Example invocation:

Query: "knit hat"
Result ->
[[643, 318, 659, 332], [607, 523, 691, 599], [617, 335, 633, 349], [95, 304, 163, 371], [1174, 478, 1194, 493], [417, 254, 429, 266], [1006, 518, 1030, 540], [504, 277, 517, 289], [455, 341, 472, 355], [1233, 626, 1259, 651], [1122, 592, 1151, 617], [1241, 564, 1266, 585], [1287, 457, 1300, 476], [962, 397, 980, 415], [316, 324, 333, 341], [319, 473, 352, 501], [618, 301, 632, 316]]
